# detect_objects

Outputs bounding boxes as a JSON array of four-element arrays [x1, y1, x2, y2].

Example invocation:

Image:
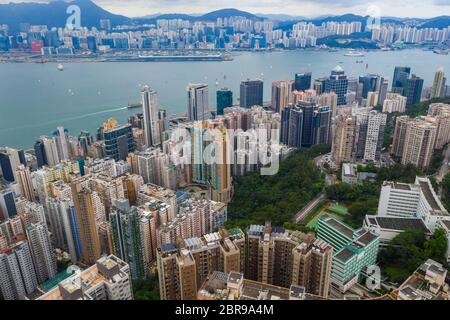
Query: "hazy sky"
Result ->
[[0, 0, 449, 18]]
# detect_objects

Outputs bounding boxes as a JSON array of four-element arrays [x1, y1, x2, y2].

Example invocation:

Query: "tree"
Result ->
[[226, 145, 330, 229], [379, 228, 449, 284]]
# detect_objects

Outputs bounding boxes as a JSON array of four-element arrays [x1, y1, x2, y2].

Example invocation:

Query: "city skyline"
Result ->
[[0, 0, 449, 19]]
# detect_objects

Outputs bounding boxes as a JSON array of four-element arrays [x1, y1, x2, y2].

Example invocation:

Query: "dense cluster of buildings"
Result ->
[[1, 14, 449, 55], [1, 46, 450, 301]]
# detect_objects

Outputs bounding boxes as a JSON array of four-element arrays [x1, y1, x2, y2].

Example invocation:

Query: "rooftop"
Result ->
[[366, 216, 430, 233]]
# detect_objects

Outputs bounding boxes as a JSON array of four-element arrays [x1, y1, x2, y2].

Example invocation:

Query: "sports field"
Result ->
[[306, 203, 350, 230]]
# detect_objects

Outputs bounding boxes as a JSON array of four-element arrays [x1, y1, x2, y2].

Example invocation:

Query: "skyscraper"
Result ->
[[312, 106, 332, 145], [16, 165, 35, 202], [271, 80, 294, 113], [332, 111, 357, 165], [431, 67, 446, 99], [26, 223, 57, 284], [187, 83, 210, 121], [294, 72, 312, 91], [40, 136, 60, 166], [281, 105, 303, 147], [358, 74, 380, 99], [0, 147, 21, 182], [392, 66, 411, 95], [53, 127, 70, 161], [405, 74, 424, 108], [0, 241, 38, 300], [0, 189, 17, 220], [71, 177, 102, 265], [101, 120, 134, 161], [157, 244, 197, 300], [354, 110, 387, 162], [363, 111, 387, 162], [378, 77, 389, 105], [141, 86, 161, 147], [34, 139, 47, 168], [216, 88, 233, 116], [299, 102, 315, 147], [110, 199, 147, 279], [240, 79, 263, 108], [395, 117, 437, 169], [327, 66, 348, 106]]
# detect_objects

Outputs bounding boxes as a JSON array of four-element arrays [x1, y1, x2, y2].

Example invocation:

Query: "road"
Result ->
[[294, 192, 326, 223]]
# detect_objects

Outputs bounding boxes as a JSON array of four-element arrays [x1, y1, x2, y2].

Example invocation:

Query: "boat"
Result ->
[[433, 49, 449, 55], [344, 51, 365, 57], [127, 102, 142, 109], [57, 63, 64, 71]]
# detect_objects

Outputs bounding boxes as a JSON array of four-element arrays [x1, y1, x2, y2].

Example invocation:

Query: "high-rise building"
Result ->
[[332, 111, 357, 165], [34, 139, 47, 168], [245, 222, 333, 298], [101, 120, 134, 161], [71, 177, 102, 265], [187, 83, 210, 121], [0, 241, 38, 300], [41, 136, 60, 166], [110, 199, 147, 279], [240, 79, 263, 108], [391, 115, 410, 158], [378, 77, 389, 105], [294, 72, 312, 91], [26, 223, 57, 284], [216, 88, 233, 116], [0, 147, 21, 182], [53, 127, 70, 161], [271, 80, 294, 113], [317, 215, 379, 293], [299, 102, 315, 147], [354, 110, 386, 162], [16, 165, 35, 202], [359, 74, 380, 99], [377, 177, 450, 231], [363, 111, 387, 162], [431, 67, 446, 99], [382, 93, 407, 113], [45, 198, 81, 263], [312, 106, 332, 145], [141, 86, 161, 147], [327, 66, 348, 106], [157, 243, 197, 300], [0, 189, 17, 220], [428, 103, 450, 149], [281, 105, 303, 147], [392, 66, 411, 95], [400, 118, 437, 169], [38, 255, 133, 300], [314, 77, 329, 95], [405, 74, 424, 108]]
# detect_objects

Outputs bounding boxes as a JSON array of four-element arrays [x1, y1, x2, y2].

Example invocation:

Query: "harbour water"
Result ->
[[1, 49, 449, 148]]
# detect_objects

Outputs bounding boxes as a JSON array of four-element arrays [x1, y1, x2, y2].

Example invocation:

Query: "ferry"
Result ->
[[344, 51, 365, 57], [57, 63, 64, 71], [127, 102, 142, 109]]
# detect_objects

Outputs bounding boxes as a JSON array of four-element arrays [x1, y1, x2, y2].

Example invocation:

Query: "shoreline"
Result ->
[[0, 46, 441, 64]]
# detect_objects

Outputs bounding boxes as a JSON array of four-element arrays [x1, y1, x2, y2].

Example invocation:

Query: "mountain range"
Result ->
[[0, 0, 449, 32]]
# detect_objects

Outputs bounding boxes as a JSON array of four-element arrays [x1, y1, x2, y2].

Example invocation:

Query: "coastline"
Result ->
[[0, 46, 440, 64]]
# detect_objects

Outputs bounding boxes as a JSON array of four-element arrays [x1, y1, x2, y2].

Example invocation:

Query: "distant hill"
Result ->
[[0, 0, 130, 31], [197, 8, 262, 21], [418, 16, 450, 29], [0, 1, 448, 32]]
